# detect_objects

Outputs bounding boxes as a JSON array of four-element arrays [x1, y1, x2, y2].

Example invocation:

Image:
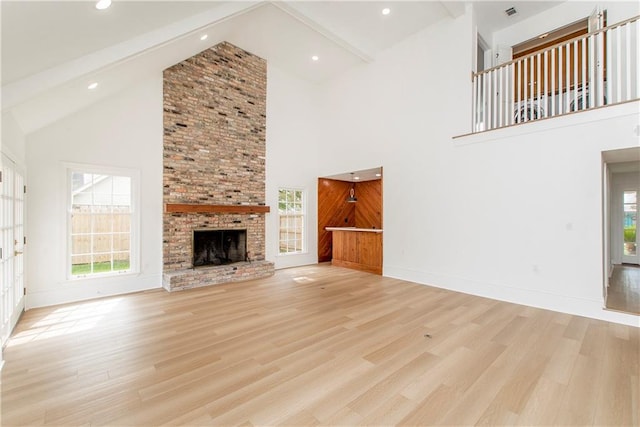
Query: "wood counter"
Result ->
[[326, 227, 382, 275]]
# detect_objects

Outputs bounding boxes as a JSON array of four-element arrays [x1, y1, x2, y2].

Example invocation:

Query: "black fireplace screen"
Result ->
[[193, 229, 247, 267]]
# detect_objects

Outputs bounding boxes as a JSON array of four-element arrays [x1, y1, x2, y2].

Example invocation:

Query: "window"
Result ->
[[68, 166, 138, 278], [278, 188, 305, 254], [623, 190, 637, 256]]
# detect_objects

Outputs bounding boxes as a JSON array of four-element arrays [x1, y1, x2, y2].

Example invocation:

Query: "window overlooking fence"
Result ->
[[68, 166, 138, 278], [278, 188, 305, 255]]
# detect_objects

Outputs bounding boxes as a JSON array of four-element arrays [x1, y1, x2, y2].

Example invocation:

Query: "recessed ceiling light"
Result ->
[[95, 0, 112, 10], [200, 34, 208, 41], [382, 8, 391, 16], [354, 176, 360, 180], [375, 173, 381, 177], [311, 55, 319, 61], [88, 82, 98, 90], [538, 33, 549, 39]]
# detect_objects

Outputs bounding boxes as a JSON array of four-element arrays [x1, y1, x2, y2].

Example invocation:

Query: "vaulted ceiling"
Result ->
[[1, 1, 562, 134]]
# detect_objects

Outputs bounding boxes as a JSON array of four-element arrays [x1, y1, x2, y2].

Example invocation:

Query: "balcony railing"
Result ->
[[472, 15, 639, 133]]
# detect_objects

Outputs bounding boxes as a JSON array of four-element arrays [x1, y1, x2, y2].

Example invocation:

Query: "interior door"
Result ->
[[0, 154, 26, 347]]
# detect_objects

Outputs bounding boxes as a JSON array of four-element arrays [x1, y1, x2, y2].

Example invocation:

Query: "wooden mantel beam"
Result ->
[[165, 204, 270, 214]]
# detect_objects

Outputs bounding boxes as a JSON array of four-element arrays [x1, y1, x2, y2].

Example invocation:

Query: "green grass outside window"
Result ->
[[72, 260, 130, 275]]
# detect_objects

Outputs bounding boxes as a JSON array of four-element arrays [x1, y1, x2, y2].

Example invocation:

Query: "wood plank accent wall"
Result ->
[[331, 230, 382, 275], [317, 177, 383, 263], [332, 230, 358, 264], [317, 179, 355, 262], [354, 180, 382, 229], [358, 232, 383, 272]]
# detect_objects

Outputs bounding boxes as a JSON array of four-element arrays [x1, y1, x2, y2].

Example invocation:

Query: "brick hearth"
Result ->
[[163, 260, 275, 292]]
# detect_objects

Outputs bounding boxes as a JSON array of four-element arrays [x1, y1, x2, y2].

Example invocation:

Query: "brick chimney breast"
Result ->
[[162, 42, 273, 291]]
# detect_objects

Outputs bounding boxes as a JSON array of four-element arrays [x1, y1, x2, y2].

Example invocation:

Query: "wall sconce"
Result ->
[[347, 186, 358, 203]]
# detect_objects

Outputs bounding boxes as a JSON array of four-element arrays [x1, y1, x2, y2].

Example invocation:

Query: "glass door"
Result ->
[[0, 154, 26, 347], [622, 190, 639, 264]]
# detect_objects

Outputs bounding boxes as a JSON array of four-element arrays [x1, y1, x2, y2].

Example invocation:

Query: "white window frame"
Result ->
[[278, 187, 306, 255], [65, 163, 140, 280]]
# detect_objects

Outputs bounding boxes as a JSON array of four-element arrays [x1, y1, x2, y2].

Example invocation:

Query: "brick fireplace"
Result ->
[[162, 41, 274, 291]]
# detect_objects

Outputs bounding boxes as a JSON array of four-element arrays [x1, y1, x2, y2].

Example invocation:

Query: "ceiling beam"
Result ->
[[271, 1, 374, 63], [1, 1, 261, 111], [440, 1, 466, 19]]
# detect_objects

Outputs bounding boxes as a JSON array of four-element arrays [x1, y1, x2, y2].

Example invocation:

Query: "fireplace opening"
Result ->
[[193, 229, 247, 267]]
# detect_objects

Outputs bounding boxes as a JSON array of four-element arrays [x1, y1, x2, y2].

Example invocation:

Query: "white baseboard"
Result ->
[[384, 265, 640, 327], [608, 263, 615, 279], [26, 274, 162, 309], [274, 253, 318, 270]]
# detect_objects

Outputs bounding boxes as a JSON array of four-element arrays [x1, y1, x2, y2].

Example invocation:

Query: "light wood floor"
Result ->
[[1, 264, 638, 426], [607, 264, 640, 315]]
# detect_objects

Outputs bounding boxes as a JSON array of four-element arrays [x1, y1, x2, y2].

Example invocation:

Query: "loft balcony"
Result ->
[[472, 15, 639, 133]]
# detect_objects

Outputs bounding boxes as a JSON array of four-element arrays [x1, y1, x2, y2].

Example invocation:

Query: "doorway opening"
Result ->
[[317, 167, 383, 264], [602, 148, 639, 314]]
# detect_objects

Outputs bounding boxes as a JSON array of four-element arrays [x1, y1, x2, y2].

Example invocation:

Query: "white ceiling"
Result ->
[[1, 1, 233, 85], [604, 147, 640, 173], [279, 1, 453, 60], [323, 167, 383, 182], [1, 1, 564, 134], [472, 1, 564, 40]]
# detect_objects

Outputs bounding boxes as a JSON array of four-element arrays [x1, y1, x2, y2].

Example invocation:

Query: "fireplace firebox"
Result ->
[[193, 229, 247, 267]]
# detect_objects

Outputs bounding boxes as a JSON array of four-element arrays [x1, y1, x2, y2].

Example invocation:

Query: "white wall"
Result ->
[[2, 111, 26, 165], [265, 64, 322, 269], [25, 74, 164, 308], [318, 8, 640, 326]]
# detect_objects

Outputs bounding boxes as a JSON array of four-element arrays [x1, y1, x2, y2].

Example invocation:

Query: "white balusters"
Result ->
[[625, 22, 632, 101], [470, 16, 638, 132], [573, 40, 578, 111]]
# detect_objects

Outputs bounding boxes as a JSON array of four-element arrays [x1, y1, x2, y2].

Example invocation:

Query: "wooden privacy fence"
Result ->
[[70, 205, 131, 264], [279, 214, 303, 253]]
